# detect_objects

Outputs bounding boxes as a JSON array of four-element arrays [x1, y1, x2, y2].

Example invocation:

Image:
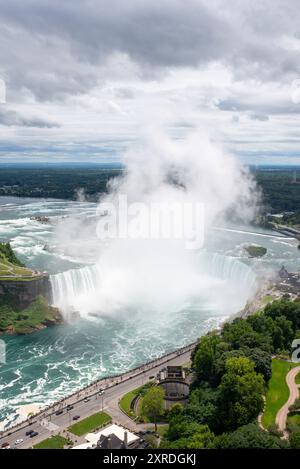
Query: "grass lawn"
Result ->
[[261, 294, 275, 305], [119, 382, 155, 420], [0, 296, 60, 334], [33, 435, 71, 449], [262, 359, 299, 428], [68, 411, 111, 436], [287, 413, 300, 433], [119, 389, 140, 419], [295, 371, 300, 385]]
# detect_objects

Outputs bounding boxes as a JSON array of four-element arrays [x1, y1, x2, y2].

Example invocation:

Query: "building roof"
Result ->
[[85, 424, 139, 445], [97, 433, 124, 449]]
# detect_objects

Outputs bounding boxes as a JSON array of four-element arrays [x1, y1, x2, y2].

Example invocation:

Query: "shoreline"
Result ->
[[0, 280, 279, 435], [2, 275, 299, 440], [0, 340, 198, 438]]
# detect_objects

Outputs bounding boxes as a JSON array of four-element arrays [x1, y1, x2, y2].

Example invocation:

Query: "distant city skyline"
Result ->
[[0, 0, 300, 165]]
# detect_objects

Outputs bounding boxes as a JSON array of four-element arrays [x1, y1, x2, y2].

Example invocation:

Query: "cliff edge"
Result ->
[[0, 242, 63, 334]]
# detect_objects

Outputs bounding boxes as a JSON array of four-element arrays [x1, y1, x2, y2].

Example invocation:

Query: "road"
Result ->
[[0, 344, 194, 449], [276, 365, 300, 438]]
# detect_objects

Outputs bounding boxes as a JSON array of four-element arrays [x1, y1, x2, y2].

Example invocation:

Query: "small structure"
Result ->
[[157, 366, 189, 409], [158, 366, 186, 381]]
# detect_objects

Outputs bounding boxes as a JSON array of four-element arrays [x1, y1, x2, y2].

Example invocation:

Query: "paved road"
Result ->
[[276, 365, 300, 438], [0, 345, 194, 449]]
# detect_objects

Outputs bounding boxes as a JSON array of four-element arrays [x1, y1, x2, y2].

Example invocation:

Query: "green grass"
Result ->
[[68, 411, 111, 436], [295, 371, 300, 385], [261, 294, 275, 305], [119, 382, 155, 420], [287, 413, 300, 433], [33, 435, 71, 449], [119, 389, 139, 419], [262, 359, 299, 428], [0, 255, 32, 278], [0, 296, 61, 334], [0, 243, 39, 279]]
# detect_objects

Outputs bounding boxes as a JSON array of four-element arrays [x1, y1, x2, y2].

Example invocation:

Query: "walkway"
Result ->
[[276, 365, 300, 438], [0, 344, 194, 448]]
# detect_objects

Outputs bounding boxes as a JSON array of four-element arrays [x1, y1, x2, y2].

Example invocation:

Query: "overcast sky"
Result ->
[[0, 0, 300, 165]]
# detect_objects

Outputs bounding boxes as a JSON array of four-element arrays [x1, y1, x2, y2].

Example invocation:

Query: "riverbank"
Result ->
[[0, 278, 281, 432], [0, 295, 63, 335], [0, 242, 63, 334], [0, 341, 196, 441], [241, 268, 300, 318]]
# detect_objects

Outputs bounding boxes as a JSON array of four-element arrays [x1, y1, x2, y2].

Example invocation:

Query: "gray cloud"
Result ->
[[249, 113, 269, 122], [0, 0, 299, 164], [0, 0, 299, 100], [0, 108, 60, 127]]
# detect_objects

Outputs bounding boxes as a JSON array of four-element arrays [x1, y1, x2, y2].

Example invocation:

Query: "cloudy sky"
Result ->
[[0, 0, 300, 165]]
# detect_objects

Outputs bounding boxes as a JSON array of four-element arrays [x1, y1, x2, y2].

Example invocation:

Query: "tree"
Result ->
[[265, 299, 300, 332], [210, 423, 288, 449], [192, 333, 222, 382], [164, 418, 214, 449], [247, 313, 275, 337], [222, 318, 271, 351], [289, 431, 300, 449], [242, 347, 272, 383], [168, 403, 183, 421], [214, 347, 271, 384], [217, 357, 264, 431], [186, 425, 214, 449], [141, 386, 165, 431], [272, 316, 294, 351], [288, 397, 300, 413], [185, 386, 219, 431]]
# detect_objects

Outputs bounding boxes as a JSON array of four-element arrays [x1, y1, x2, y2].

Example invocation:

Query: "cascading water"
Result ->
[[50, 264, 101, 315], [50, 252, 257, 318], [202, 252, 257, 294]]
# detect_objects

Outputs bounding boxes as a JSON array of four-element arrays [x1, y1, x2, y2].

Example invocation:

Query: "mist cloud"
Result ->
[[52, 126, 258, 316]]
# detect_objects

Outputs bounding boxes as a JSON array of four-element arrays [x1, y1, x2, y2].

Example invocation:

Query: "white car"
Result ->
[[14, 439, 24, 445]]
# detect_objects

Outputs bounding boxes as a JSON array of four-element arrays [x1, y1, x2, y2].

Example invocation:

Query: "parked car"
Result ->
[[67, 405, 74, 411], [25, 430, 34, 436], [73, 415, 80, 421], [30, 432, 39, 438], [83, 398, 90, 403], [14, 439, 23, 445], [55, 409, 63, 415], [1, 442, 10, 449]]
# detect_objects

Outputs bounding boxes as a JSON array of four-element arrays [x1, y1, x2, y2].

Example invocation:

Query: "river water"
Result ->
[[0, 196, 299, 428]]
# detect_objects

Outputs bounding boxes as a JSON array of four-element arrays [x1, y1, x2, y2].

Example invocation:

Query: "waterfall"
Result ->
[[50, 252, 256, 318], [50, 264, 100, 314], [201, 252, 256, 292]]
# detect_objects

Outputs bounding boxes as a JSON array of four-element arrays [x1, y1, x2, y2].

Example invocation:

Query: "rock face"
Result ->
[[0, 275, 51, 310], [245, 245, 267, 258]]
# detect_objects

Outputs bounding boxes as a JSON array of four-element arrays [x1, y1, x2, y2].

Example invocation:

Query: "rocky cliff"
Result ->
[[0, 274, 51, 311]]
